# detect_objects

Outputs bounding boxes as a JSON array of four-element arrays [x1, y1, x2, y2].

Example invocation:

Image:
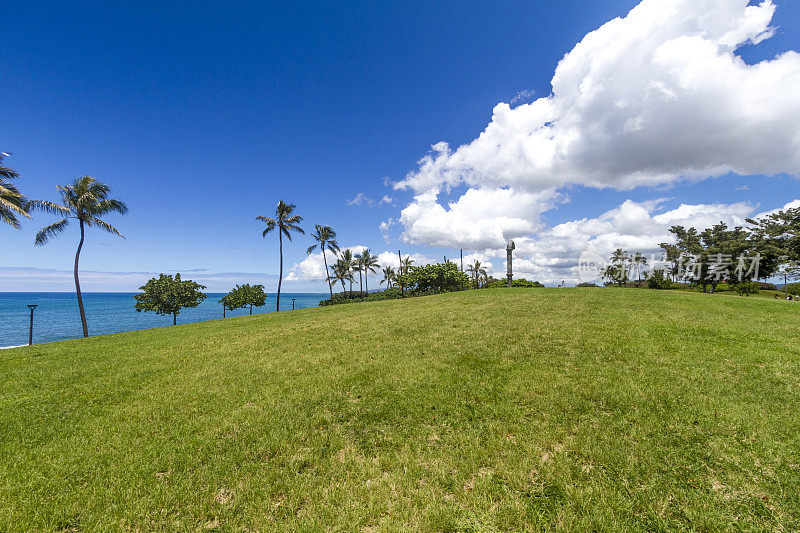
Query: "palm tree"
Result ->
[[609, 248, 630, 286], [466, 260, 487, 288], [339, 249, 356, 295], [0, 153, 30, 229], [29, 176, 127, 337], [328, 257, 353, 293], [632, 252, 647, 287], [257, 201, 304, 312], [354, 253, 364, 298], [400, 256, 414, 276], [307, 225, 339, 299], [356, 248, 380, 296], [380, 266, 396, 288]]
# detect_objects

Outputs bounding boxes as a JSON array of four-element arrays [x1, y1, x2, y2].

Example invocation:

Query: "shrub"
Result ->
[[484, 278, 545, 289], [783, 282, 800, 296], [397, 263, 471, 294], [577, 282, 598, 288], [320, 288, 405, 306], [647, 271, 673, 290], [734, 282, 761, 296], [758, 282, 778, 291]]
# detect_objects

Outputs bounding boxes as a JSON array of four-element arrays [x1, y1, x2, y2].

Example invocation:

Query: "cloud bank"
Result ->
[[391, 0, 800, 257]]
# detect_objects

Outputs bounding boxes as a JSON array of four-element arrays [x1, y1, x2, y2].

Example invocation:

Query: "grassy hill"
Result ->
[[2, 289, 799, 531]]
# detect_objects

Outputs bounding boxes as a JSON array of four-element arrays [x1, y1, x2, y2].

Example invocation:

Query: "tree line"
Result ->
[[601, 214, 800, 293]]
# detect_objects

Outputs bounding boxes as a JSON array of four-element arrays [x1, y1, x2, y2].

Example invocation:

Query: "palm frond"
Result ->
[[27, 200, 71, 216], [34, 218, 69, 246], [87, 216, 124, 238], [0, 165, 20, 181], [307, 243, 319, 255], [92, 198, 128, 216]]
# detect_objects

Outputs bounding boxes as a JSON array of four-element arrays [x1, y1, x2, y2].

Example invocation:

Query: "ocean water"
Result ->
[[0, 292, 326, 347]]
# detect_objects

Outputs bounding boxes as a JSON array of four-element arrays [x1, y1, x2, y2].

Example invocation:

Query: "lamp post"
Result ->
[[292, 298, 296, 310], [506, 241, 515, 288], [27, 305, 38, 346]]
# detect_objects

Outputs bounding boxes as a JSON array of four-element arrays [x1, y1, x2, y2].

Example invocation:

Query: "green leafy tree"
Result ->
[[0, 153, 30, 229], [647, 271, 673, 290], [748, 207, 800, 283], [219, 292, 245, 317], [257, 201, 304, 312], [134, 273, 207, 325], [220, 283, 267, 316], [734, 281, 761, 296], [402, 262, 470, 293], [306, 225, 339, 299], [30, 176, 127, 337], [664, 223, 769, 293], [658, 243, 682, 282]]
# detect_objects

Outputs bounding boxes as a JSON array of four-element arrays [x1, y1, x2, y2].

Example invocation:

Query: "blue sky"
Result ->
[[2, 0, 800, 291]]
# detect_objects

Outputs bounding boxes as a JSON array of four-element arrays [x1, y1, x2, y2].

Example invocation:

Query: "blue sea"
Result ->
[[0, 292, 326, 347]]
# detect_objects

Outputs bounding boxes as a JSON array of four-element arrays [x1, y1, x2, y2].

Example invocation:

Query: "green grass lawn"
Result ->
[[2, 288, 799, 531]]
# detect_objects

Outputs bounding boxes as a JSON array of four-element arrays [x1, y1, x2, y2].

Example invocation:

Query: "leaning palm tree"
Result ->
[[257, 201, 304, 312], [357, 248, 380, 295], [380, 266, 396, 288], [328, 257, 352, 293], [0, 153, 30, 229], [29, 176, 127, 337], [307, 225, 339, 299]]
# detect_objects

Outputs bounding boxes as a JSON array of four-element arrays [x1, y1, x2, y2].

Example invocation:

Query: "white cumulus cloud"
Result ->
[[398, 0, 799, 195], [391, 0, 800, 254]]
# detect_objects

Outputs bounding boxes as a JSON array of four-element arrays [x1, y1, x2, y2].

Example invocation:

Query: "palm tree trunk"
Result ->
[[359, 269, 363, 299], [74, 219, 88, 337], [365, 272, 368, 295], [322, 246, 333, 299], [277, 231, 283, 312]]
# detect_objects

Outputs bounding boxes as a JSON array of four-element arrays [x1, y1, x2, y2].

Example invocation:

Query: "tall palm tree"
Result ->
[[380, 266, 396, 288], [0, 153, 30, 229], [257, 201, 304, 312], [339, 249, 356, 295], [632, 252, 647, 287], [307, 225, 339, 298], [30, 176, 127, 337], [354, 253, 364, 298], [466, 260, 487, 288], [356, 248, 380, 296]]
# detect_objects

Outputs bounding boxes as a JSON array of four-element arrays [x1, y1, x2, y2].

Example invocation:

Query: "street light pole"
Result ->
[[292, 298, 296, 310], [27, 305, 38, 346]]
